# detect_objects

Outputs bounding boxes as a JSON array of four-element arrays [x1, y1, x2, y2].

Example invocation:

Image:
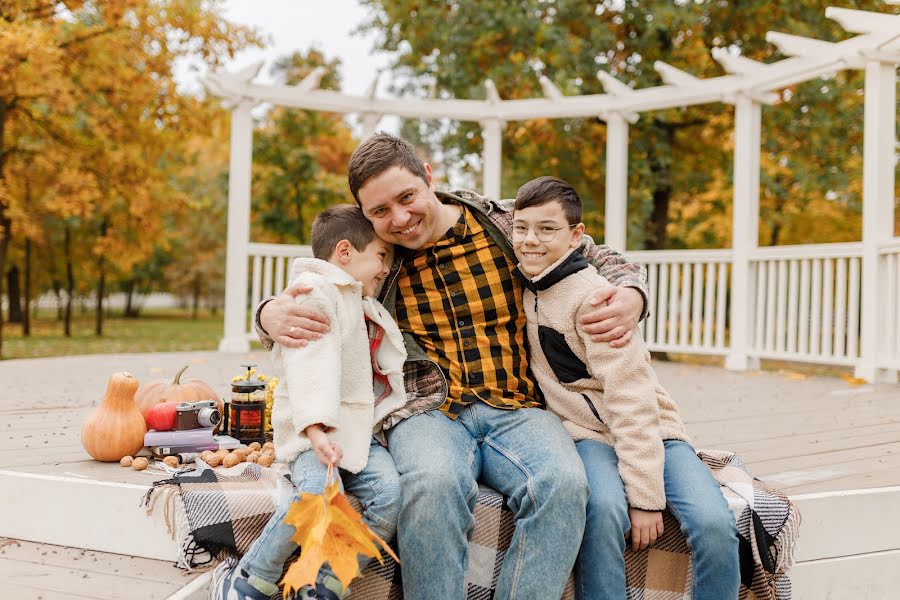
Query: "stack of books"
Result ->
[[145, 428, 240, 458]]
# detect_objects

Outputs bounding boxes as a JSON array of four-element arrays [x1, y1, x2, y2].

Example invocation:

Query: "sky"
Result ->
[[175, 0, 399, 129]]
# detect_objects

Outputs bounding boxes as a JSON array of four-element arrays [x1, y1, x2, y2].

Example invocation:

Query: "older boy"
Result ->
[[212, 205, 408, 600], [256, 134, 650, 599], [512, 176, 740, 600]]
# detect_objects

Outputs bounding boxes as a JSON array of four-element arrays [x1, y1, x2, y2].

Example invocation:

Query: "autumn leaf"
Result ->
[[281, 472, 400, 595], [840, 374, 867, 386]]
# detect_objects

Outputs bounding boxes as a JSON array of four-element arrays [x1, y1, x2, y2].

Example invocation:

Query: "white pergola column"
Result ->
[[360, 112, 382, 139], [725, 94, 762, 372], [855, 59, 898, 383], [604, 112, 629, 250], [481, 118, 503, 200], [219, 101, 254, 354]]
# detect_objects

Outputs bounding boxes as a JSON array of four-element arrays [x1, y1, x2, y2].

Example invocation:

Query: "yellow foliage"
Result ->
[[282, 467, 400, 594]]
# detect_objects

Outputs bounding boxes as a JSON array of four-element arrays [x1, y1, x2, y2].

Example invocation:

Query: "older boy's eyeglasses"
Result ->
[[511, 224, 577, 242]]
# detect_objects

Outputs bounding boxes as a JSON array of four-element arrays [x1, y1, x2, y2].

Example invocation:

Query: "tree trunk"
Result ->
[[769, 222, 782, 247], [191, 276, 200, 320], [645, 127, 676, 251], [95, 263, 105, 335], [20, 179, 31, 334], [23, 229, 31, 336], [95, 218, 108, 336], [52, 279, 63, 320], [647, 184, 671, 251], [123, 278, 138, 318], [0, 99, 10, 356], [6, 265, 22, 323], [64, 224, 74, 337], [768, 195, 784, 247]]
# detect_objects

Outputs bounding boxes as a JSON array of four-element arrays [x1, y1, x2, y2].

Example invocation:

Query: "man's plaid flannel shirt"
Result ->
[[392, 201, 541, 418], [255, 189, 648, 427]]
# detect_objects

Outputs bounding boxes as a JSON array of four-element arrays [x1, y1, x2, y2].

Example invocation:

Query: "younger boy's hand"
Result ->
[[305, 424, 343, 466], [626, 508, 663, 551]]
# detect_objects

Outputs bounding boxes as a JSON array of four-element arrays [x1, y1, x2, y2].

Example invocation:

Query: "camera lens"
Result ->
[[198, 408, 222, 428]]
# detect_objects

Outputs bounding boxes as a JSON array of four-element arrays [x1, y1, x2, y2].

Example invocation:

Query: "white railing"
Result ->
[[749, 243, 863, 366], [878, 238, 900, 370], [245, 243, 313, 339], [628, 250, 733, 356], [243, 239, 900, 374]]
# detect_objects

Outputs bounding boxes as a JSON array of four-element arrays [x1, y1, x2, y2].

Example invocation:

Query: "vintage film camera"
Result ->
[[175, 400, 222, 431]]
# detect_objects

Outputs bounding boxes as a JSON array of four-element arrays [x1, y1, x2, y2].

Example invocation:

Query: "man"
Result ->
[[256, 133, 648, 599]]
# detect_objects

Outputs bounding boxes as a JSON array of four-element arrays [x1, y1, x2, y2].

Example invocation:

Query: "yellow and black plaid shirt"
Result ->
[[394, 203, 541, 418]]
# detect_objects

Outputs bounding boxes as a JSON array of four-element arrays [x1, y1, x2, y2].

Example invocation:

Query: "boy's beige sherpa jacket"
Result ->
[[271, 258, 407, 473], [519, 250, 690, 511]]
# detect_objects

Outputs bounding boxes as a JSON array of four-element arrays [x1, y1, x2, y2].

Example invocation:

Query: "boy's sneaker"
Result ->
[[208, 558, 270, 600], [284, 585, 340, 600], [283, 581, 343, 600], [313, 573, 348, 600]]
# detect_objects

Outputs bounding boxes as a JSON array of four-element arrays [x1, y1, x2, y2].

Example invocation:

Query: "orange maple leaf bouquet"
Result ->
[[281, 465, 400, 594]]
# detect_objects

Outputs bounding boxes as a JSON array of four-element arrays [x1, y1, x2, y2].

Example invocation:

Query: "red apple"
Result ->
[[145, 401, 178, 431]]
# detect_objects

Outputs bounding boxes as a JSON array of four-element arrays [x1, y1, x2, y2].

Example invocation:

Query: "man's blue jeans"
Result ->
[[574, 439, 740, 600], [386, 404, 589, 600], [240, 439, 401, 585]]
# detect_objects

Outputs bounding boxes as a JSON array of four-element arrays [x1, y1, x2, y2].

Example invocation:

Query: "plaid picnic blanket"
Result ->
[[143, 450, 799, 599]]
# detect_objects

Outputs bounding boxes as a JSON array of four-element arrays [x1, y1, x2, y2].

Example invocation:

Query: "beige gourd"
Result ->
[[81, 372, 147, 462], [134, 365, 221, 417]]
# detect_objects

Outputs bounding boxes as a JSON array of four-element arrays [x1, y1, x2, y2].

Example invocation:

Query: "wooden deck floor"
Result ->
[[2, 350, 900, 598], [0, 539, 206, 600]]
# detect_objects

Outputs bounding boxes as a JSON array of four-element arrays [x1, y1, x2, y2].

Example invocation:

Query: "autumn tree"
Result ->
[[162, 99, 231, 318], [0, 1, 259, 353], [358, 0, 892, 251], [252, 49, 358, 245]]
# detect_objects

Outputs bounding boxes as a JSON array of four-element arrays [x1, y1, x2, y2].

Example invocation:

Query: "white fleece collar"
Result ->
[[289, 257, 362, 291]]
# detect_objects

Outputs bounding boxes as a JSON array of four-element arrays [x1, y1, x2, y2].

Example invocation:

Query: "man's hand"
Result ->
[[305, 424, 343, 466], [580, 286, 644, 348], [626, 507, 663, 551], [260, 284, 330, 348]]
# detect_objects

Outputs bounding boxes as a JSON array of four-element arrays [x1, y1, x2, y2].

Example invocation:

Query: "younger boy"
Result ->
[[511, 176, 740, 600], [212, 204, 408, 600]]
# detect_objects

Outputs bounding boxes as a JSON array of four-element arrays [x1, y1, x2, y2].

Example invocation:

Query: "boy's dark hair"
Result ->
[[311, 204, 378, 260], [514, 176, 583, 225], [348, 132, 429, 204]]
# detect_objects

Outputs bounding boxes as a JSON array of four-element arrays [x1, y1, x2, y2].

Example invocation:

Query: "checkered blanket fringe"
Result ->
[[143, 450, 799, 599]]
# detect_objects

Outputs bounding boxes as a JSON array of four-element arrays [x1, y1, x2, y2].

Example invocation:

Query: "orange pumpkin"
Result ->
[[134, 365, 223, 430], [81, 372, 147, 462]]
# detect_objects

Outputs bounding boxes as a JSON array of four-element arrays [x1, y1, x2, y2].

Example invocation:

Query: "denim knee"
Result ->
[[402, 466, 474, 507], [377, 476, 402, 518], [585, 488, 629, 535], [530, 459, 589, 512], [690, 507, 738, 555]]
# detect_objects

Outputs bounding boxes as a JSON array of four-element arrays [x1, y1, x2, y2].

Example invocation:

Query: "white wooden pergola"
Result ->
[[205, 5, 900, 383]]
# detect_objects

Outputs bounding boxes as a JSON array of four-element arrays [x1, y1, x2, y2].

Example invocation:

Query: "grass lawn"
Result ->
[[1, 308, 260, 360]]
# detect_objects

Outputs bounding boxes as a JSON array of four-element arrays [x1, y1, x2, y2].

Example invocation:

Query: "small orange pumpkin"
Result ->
[[81, 372, 147, 462], [134, 365, 223, 430]]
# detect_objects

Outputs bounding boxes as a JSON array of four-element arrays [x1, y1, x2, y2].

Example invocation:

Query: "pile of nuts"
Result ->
[[118, 441, 277, 471], [120, 456, 149, 470], [201, 441, 276, 468]]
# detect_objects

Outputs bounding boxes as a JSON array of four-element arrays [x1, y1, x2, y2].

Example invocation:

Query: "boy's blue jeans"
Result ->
[[574, 439, 740, 600], [386, 403, 589, 600], [239, 439, 401, 586]]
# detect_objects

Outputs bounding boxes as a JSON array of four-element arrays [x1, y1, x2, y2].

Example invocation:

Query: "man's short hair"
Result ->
[[347, 132, 429, 203], [311, 204, 378, 260], [514, 176, 583, 225]]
